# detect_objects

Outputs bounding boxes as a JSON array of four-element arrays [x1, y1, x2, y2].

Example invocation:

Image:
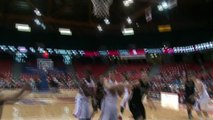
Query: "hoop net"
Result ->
[[91, 0, 113, 18]]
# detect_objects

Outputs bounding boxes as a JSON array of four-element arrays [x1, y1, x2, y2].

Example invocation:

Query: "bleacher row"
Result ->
[[0, 60, 213, 100]]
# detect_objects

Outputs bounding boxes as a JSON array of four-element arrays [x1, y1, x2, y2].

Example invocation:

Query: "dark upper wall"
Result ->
[[0, 26, 213, 50]]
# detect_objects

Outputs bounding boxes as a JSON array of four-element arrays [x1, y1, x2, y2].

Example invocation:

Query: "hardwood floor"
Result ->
[[1, 89, 212, 120]]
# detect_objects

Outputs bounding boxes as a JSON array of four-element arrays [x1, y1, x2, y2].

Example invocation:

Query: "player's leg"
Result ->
[[202, 111, 209, 120], [73, 93, 82, 118], [140, 103, 146, 120], [194, 100, 203, 120], [186, 99, 194, 119], [200, 98, 210, 120], [129, 101, 142, 120]]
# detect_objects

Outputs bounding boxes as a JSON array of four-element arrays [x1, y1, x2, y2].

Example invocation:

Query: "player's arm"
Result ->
[[0, 83, 31, 102], [103, 78, 127, 93], [53, 78, 63, 86], [189, 83, 196, 100]]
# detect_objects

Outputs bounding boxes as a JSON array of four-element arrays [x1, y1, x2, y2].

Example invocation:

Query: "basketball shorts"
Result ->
[[185, 95, 195, 105]]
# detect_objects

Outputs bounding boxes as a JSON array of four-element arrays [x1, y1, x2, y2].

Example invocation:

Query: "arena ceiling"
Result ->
[[0, 0, 213, 50]]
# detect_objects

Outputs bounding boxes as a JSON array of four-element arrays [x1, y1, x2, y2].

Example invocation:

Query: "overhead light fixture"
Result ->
[[34, 8, 42, 16], [41, 24, 46, 30], [104, 18, 110, 25], [158, 1, 176, 11], [59, 28, 72, 36], [123, 0, 134, 7], [168, 0, 177, 9], [97, 25, 103, 32], [122, 28, 134, 36], [162, 1, 169, 9], [127, 17, 132, 24], [157, 5, 163, 11], [15, 23, 31, 32], [34, 18, 41, 25]]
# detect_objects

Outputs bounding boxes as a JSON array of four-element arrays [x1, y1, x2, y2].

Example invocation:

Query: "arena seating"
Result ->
[[113, 64, 151, 82], [0, 59, 212, 99], [74, 63, 110, 80]]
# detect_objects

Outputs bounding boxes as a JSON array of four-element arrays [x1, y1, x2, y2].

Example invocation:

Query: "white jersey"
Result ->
[[199, 83, 210, 99], [195, 82, 211, 111], [103, 80, 118, 105], [73, 79, 95, 119], [101, 79, 118, 120]]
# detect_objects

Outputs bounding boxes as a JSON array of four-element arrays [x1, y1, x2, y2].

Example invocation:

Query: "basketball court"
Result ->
[[0, 0, 213, 120], [1, 89, 213, 120]]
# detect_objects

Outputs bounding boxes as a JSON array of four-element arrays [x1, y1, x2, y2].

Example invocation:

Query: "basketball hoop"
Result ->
[[91, 0, 113, 18]]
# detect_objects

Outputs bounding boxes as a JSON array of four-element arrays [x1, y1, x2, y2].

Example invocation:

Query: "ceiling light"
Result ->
[[127, 17, 132, 24], [122, 28, 134, 36], [59, 28, 72, 36], [168, 0, 177, 9], [123, 1, 130, 7], [15, 23, 31, 32], [162, 1, 169, 9], [34, 18, 41, 25], [41, 24, 46, 30], [97, 25, 103, 32], [123, 0, 134, 7], [34, 8, 42, 16], [157, 5, 163, 11], [104, 18, 110, 25]]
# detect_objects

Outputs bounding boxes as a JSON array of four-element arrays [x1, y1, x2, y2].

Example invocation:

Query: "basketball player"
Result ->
[[184, 74, 195, 119], [190, 75, 211, 120], [100, 73, 127, 120], [0, 83, 32, 118], [73, 71, 96, 120], [128, 71, 155, 120], [92, 75, 105, 111]]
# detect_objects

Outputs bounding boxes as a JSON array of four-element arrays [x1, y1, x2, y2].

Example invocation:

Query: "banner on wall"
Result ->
[[161, 92, 179, 111]]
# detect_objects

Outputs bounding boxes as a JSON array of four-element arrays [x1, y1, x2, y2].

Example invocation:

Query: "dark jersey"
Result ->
[[185, 81, 195, 96], [95, 81, 105, 100], [130, 80, 150, 103]]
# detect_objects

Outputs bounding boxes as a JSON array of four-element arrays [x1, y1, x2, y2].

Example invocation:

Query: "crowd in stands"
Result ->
[[0, 60, 212, 100]]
